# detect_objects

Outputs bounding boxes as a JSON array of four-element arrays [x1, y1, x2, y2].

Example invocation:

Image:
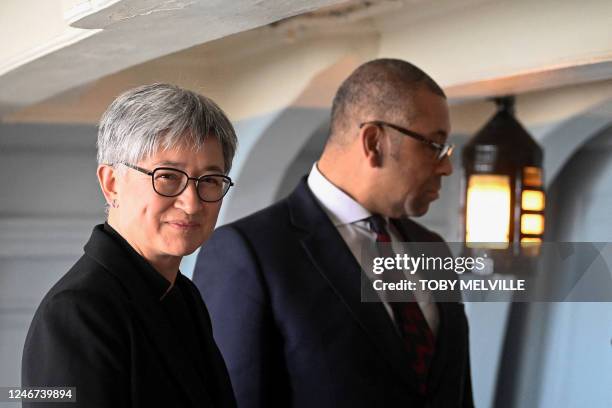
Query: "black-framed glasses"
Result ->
[[359, 120, 454, 161], [121, 163, 234, 202]]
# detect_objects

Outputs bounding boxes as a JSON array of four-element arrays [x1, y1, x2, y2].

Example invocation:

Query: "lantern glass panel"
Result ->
[[520, 237, 542, 256], [520, 237, 542, 243], [465, 174, 511, 243], [522, 190, 545, 211], [521, 214, 545, 235], [523, 166, 543, 187]]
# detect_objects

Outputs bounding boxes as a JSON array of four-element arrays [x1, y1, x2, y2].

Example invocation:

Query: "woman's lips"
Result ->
[[166, 221, 201, 229]]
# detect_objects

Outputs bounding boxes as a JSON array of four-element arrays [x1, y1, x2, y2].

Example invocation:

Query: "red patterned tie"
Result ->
[[367, 214, 435, 395]]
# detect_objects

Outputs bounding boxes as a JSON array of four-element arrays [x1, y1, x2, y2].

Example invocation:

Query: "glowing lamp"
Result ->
[[462, 97, 545, 257]]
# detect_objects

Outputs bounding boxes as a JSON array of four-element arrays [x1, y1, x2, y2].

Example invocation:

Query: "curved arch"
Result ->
[[539, 97, 612, 187], [492, 104, 612, 408], [220, 107, 329, 224]]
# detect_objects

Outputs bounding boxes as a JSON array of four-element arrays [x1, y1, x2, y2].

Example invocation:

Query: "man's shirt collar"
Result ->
[[307, 162, 372, 227]]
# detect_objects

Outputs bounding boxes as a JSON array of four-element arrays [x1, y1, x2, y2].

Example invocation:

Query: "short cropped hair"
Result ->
[[97, 83, 237, 173], [329, 59, 445, 144]]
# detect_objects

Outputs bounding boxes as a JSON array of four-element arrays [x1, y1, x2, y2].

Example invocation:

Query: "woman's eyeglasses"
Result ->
[[121, 163, 234, 202]]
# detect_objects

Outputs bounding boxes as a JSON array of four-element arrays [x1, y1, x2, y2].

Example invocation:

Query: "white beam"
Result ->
[[0, 0, 345, 117]]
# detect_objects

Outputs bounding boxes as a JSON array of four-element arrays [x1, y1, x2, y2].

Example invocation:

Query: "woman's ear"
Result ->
[[360, 123, 384, 168], [97, 164, 118, 206]]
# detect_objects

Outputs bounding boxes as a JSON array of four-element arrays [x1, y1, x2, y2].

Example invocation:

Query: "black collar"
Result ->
[[102, 222, 172, 300]]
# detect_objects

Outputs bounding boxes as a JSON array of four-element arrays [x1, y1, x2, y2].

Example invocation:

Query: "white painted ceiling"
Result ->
[[1, 0, 611, 123], [0, 0, 346, 117]]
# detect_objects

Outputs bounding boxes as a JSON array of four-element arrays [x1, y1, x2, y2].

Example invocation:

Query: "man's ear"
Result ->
[[360, 123, 384, 168], [97, 164, 118, 205]]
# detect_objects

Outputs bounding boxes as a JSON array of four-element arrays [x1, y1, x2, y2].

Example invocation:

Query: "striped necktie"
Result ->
[[367, 214, 436, 395]]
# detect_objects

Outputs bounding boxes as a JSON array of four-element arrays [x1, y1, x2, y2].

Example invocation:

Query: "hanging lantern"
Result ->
[[462, 96, 545, 262]]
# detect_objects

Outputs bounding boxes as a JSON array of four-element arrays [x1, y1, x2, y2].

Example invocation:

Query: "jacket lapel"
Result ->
[[83, 226, 213, 408], [287, 179, 420, 391]]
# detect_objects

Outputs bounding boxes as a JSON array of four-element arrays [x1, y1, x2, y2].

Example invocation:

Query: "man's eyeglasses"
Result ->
[[121, 163, 234, 202], [359, 120, 454, 161]]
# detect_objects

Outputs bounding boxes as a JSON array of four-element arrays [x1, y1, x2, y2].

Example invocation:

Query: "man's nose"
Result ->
[[437, 155, 453, 176]]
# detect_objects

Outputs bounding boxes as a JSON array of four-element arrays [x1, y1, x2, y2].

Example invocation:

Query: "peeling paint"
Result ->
[[111, 0, 196, 22]]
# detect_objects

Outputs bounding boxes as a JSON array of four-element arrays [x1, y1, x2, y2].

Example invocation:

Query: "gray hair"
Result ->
[[97, 83, 237, 173]]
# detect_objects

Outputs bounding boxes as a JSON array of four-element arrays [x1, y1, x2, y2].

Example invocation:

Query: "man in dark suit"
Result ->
[[194, 59, 473, 407]]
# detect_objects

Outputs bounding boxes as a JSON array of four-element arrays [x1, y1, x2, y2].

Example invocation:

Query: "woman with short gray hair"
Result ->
[[22, 83, 238, 408]]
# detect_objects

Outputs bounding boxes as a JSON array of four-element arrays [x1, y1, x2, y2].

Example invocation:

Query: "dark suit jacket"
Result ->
[[22, 224, 237, 408], [193, 179, 473, 408]]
